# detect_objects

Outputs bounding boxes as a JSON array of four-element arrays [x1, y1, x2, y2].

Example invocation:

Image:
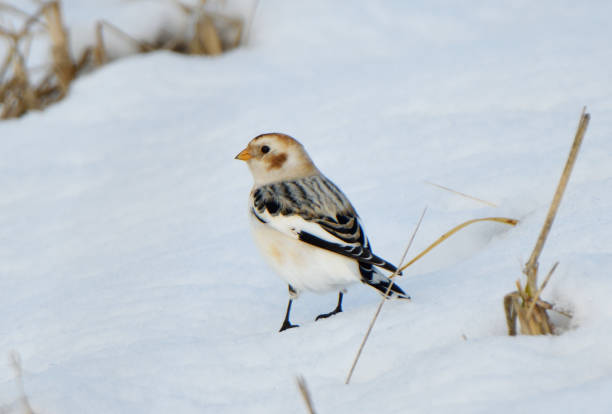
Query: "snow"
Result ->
[[2, 1, 612, 413]]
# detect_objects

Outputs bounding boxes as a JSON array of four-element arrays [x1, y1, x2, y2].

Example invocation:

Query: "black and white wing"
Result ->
[[250, 175, 400, 274]]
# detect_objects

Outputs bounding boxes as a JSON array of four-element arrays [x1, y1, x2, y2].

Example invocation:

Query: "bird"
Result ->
[[235, 133, 409, 332]]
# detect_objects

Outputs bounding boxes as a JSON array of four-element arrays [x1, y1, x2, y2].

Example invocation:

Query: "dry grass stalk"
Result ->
[[504, 108, 590, 336], [96, 20, 155, 54], [525, 261, 558, 319], [174, 0, 243, 54], [425, 180, 498, 207], [0, 1, 71, 119], [93, 22, 107, 66], [208, 11, 245, 50], [397, 217, 518, 273], [1, 0, 245, 120], [296, 376, 317, 414], [7, 352, 36, 414], [345, 207, 427, 385], [191, 14, 223, 55], [524, 108, 590, 293], [44, 1, 74, 95], [229, 14, 244, 49], [504, 270, 556, 336], [0, 3, 33, 19], [242, 0, 259, 45], [345, 213, 518, 382], [0, 3, 47, 35], [1, 45, 39, 118], [1, 44, 13, 80], [90, 0, 246, 60]]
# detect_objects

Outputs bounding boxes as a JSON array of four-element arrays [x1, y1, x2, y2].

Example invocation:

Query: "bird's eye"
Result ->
[[261, 145, 270, 154]]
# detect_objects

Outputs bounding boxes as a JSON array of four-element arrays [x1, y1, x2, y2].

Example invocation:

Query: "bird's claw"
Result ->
[[315, 309, 342, 321], [279, 321, 299, 332]]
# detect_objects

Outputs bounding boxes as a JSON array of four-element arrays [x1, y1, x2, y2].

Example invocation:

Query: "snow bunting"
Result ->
[[236, 133, 409, 331]]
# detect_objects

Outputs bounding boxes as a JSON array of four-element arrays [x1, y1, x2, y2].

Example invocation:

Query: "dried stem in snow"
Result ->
[[345, 207, 427, 385]]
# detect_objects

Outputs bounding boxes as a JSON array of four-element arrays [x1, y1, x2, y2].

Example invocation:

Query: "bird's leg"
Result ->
[[315, 291, 344, 321], [280, 285, 300, 332], [279, 299, 299, 331]]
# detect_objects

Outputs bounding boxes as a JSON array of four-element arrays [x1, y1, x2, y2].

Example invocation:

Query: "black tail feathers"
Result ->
[[358, 262, 410, 299]]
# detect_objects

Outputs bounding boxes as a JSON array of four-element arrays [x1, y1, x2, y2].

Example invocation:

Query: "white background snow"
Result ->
[[2, 1, 612, 412]]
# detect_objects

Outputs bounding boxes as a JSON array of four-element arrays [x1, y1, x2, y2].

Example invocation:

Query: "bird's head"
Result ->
[[235, 133, 320, 185]]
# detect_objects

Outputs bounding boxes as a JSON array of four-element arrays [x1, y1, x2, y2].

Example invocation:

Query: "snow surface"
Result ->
[[2, 1, 612, 413]]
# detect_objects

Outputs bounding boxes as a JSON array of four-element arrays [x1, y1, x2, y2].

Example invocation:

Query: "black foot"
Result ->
[[279, 321, 299, 332], [315, 291, 344, 321], [315, 308, 342, 321], [279, 295, 299, 332]]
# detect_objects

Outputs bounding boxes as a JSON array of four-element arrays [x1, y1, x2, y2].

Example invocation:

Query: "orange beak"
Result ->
[[235, 147, 252, 161]]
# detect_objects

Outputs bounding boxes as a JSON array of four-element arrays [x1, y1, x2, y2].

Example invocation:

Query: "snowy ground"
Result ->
[[2, 1, 612, 413]]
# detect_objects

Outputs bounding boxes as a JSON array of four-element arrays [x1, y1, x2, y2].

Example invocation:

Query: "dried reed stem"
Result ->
[[1, 0, 245, 120], [10, 352, 35, 414], [425, 180, 498, 207], [523, 108, 590, 293], [229, 16, 243, 49], [44, 1, 74, 95], [96, 20, 153, 53], [0, 3, 32, 19], [2, 46, 37, 118], [170, 0, 193, 15], [505, 108, 590, 336], [503, 293, 518, 336], [94, 22, 107, 65], [242, 0, 259, 45], [296, 376, 317, 414], [0, 3, 46, 34], [525, 261, 558, 319], [0, 43, 13, 83], [345, 207, 427, 385], [398, 217, 518, 273], [191, 14, 223, 55]]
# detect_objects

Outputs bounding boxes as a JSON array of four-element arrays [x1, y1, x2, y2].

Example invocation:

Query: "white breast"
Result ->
[[249, 213, 360, 294]]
